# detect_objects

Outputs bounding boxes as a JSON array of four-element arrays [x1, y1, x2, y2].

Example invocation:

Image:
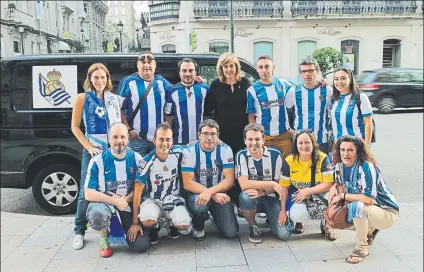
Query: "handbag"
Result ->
[[305, 162, 328, 220], [324, 164, 354, 229]]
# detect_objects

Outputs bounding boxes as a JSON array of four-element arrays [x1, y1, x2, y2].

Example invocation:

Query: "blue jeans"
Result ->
[[73, 148, 92, 235], [239, 191, 293, 241], [187, 193, 239, 239], [128, 137, 154, 157]]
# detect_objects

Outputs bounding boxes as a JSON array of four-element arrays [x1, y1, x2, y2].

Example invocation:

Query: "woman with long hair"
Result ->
[[71, 63, 123, 250], [280, 130, 336, 240], [330, 67, 374, 146], [330, 135, 399, 263], [204, 52, 252, 208]]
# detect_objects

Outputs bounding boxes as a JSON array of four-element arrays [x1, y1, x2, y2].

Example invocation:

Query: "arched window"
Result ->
[[382, 39, 401, 68], [162, 44, 176, 53], [253, 41, 273, 63], [209, 42, 229, 54], [341, 40, 360, 75], [297, 40, 317, 81]]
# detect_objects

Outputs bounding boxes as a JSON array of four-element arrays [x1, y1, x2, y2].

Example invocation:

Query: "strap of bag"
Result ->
[[127, 80, 154, 125]]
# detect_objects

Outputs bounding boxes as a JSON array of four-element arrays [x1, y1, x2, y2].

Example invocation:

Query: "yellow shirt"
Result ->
[[279, 151, 333, 189]]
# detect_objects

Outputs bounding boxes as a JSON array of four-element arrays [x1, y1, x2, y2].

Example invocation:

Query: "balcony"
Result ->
[[291, 1, 418, 17], [62, 1, 75, 14], [193, 1, 284, 18], [149, 1, 180, 21]]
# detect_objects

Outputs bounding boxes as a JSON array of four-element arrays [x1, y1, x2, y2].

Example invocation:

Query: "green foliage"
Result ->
[[127, 41, 143, 52], [66, 40, 83, 53], [310, 47, 343, 78]]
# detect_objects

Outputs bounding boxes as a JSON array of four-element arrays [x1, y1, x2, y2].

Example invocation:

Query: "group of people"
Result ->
[[70, 51, 399, 264]]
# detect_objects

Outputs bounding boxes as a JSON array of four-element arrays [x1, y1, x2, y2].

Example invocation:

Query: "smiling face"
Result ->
[[179, 61, 196, 86], [296, 133, 313, 158], [334, 70, 351, 94], [222, 60, 237, 81], [137, 54, 156, 80], [153, 128, 173, 157], [245, 130, 264, 156], [256, 59, 274, 83], [90, 69, 107, 93], [340, 141, 358, 167]]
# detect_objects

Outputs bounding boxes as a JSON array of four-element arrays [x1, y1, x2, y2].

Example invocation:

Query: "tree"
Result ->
[[127, 41, 142, 52], [114, 38, 120, 52], [66, 40, 83, 53], [310, 47, 343, 78]]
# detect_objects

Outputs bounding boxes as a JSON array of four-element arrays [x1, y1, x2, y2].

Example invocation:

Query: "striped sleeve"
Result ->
[[181, 147, 195, 172], [235, 151, 248, 178], [247, 86, 257, 114], [118, 76, 130, 110], [85, 158, 100, 191], [279, 155, 292, 187], [359, 93, 373, 117], [136, 154, 153, 185], [164, 88, 174, 115], [222, 145, 234, 169], [362, 161, 378, 199], [285, 87, 295, 108]]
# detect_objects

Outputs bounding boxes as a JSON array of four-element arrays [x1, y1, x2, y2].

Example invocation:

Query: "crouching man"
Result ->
[[84, 122, 150, 258], [129, 122, 191, 246]]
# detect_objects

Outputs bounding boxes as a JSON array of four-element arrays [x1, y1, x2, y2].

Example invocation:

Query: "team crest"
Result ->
[[38, 69, 71, 106], [319, 95, 325, 101], [163, 165, 169, 172], [129, 167, 134, 174], [264, 169, 270, 175]]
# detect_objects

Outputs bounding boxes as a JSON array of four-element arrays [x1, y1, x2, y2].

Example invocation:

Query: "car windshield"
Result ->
[[356, 71, 376, 83]]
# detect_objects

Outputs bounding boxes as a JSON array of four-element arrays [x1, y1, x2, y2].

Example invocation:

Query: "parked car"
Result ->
[[356, 68, 423, 114], [0, 53, 260, 214]]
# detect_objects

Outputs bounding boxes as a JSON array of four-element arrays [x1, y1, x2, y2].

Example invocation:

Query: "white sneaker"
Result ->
[[193, 229, 205, 241], [73, 234, 84, 250], [257, 213, 267, 218]]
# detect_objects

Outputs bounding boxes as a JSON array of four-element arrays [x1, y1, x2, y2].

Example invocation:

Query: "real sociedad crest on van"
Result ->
[[32, 66, 77, 109]]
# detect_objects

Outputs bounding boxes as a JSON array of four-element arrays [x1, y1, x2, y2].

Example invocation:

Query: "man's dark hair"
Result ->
[[178, 57, 198, 73], [299, 58, 320, 71], [256, 55, 273, 63], [243, 123, 264, 140], [154, 122, 173, 138], [198, 119, 220, 134]]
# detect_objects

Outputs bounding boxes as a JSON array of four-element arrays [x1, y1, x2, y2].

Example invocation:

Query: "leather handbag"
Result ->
[[324, 183, 353, 229]]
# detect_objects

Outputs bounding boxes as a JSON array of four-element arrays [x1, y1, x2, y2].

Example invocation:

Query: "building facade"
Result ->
[[82, 0, 108, 53], [105, 0, 136, 52], [147, 0, 424, 78]]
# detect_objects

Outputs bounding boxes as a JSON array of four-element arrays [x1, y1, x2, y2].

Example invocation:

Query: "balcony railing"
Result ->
[[193, 1, 284, 18], [291, 1, 418, 17], [149, 1, 180, 21]]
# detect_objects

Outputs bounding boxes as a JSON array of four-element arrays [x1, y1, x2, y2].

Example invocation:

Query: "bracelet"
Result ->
[[343, 193, 347, 200], [132, 222, 140, 226]]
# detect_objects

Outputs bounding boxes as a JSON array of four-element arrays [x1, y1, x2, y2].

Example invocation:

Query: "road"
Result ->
[[1, 109, 423, 216]]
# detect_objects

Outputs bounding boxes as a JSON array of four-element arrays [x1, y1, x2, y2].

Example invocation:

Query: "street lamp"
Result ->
[[230, 0, 234, 53], [101, 30, 106, 52], [136, 28, 140, 49], [80, 29, 84, 53], [18, 26, 24, 55], [117, 21, 123, 52]]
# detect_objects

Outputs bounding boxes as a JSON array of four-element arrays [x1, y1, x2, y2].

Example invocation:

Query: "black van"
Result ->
[[0, 53, 259, 214]]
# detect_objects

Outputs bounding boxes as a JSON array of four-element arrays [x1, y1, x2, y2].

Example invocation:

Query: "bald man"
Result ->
[[84, 122, 149, 258]]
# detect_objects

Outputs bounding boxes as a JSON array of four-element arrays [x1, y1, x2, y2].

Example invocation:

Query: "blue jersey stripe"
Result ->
[[205, 151, 213, 188], [307, 88, 315, 129], [317, 87, 327, 144], [194, 89, 202, 135], [335, 100, 344, 139], [295, 88, 303, 129], [153, 82, 162, 129], [346, 103, 355, 136]]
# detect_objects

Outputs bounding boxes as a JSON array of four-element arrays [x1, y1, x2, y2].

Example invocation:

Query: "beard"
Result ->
[[113, 144, 126, 155]]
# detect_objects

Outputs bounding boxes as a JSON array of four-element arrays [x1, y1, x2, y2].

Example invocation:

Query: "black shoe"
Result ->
[[248, 224, 263, 244], [168, 226, 180, 239], [149, 227, 159, 245]]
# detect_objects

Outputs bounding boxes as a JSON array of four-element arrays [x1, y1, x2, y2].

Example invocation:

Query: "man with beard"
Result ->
[[84, 122, 150, 258], [119, 51, 173, 157], [165, 58, 210, 145], [236, 123, 292, 244], [129, 122, 191, 246], [182, 119, 238, 241]]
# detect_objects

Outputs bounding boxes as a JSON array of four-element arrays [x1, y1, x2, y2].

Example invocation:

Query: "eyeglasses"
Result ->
[[300, 69, 316, 74], [200, 132, 218, 138], [181, 69, 195, 73], [138, 55, 155, 62]]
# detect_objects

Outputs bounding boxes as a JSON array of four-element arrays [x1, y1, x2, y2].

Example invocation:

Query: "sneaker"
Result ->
[[257, 213, 267, 218], [99, 236, 112, 258], [72, 234, 84, 250], [193, 229, 205, 241], [168, 226, 180, 239], [179, 224, 193, 235], [248, 224, 263, 244], [149, 227, 160, 245]]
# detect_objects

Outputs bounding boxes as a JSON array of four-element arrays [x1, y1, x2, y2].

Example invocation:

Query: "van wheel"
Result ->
[[32, 164, 80, 215], [378, 97, 396, 114]]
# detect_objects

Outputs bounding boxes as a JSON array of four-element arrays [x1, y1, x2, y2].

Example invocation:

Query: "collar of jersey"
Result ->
[[107, 149, 126, 161], [340, 92, 352, 98], [153, 151, 169, 162], [246, 146, 269, 159], [302, 84, 320, 91]]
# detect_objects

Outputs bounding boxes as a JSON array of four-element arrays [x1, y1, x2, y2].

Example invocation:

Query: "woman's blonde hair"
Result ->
[[216, 52, 242, 82], [83, 63, 113, 92]]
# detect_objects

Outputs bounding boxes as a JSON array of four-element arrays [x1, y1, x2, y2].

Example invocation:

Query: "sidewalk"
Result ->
[[1, 203, 422, 272]]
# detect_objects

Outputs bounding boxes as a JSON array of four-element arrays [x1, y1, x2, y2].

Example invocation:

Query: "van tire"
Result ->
[[377, 97, 396, 114], [32, 164, 80, 215]]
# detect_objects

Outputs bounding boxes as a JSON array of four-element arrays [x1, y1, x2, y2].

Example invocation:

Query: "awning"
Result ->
[[58, 41, 71, 51]]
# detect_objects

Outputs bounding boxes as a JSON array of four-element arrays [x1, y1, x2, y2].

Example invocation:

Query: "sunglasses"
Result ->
[[138, 55, 155, 62]]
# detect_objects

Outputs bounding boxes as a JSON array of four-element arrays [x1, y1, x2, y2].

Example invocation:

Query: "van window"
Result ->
[[199, 64, 217, 85], [13, 63, 32, 110], [100, 60, 137, 93], [155, 61, 180, 85]]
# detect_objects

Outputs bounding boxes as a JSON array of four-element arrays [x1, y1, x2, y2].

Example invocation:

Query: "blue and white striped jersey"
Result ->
[[119, 73, 173, 141], [181, 141, 234, 188], [136, 146, 185, 201], [285, 85, 333, 144], [85, 148, 143, 196], [335, 161, 399, 223], [330, 93, 373, 141], [235, 146, 282, 182], [164, 82, 210, 144], [247, 77, 291, 136]]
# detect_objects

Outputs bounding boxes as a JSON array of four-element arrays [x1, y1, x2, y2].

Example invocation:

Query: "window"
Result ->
[[209, 42, 229, 54], [198, 64, 217, 85], [341, 40, 360, 75], [162, 44, 176, 53], [296, 40, 317, 81], [254, 41, 273, 64], [83, 3, 88, 13], [13, 41, 20, 53], [411, 70, 424, 83]]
